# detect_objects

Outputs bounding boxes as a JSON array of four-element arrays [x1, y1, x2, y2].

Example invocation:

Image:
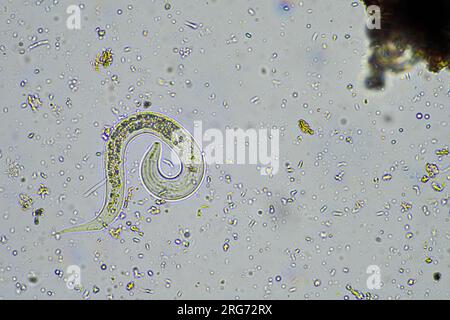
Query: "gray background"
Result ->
[[0, 0, 449, 299]]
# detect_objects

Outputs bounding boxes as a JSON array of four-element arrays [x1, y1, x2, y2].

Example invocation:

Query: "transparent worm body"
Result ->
[[57, 111, 205, 235]]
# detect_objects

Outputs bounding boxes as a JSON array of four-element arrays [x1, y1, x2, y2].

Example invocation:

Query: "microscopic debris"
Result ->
[[298, 119, 314, 135], [19, 193, 33, 211], [0, 0, 448, 302], [94, 48, 114, 71]]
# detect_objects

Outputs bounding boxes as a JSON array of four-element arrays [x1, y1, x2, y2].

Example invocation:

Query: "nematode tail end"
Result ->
[[56, 218, 107, 235]]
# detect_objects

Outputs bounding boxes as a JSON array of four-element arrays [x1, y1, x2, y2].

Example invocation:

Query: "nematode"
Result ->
[[57, 111, 205, 235]]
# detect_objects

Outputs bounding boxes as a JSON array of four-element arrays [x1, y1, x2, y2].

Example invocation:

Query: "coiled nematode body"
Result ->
[[57, 111, 205, 235]]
